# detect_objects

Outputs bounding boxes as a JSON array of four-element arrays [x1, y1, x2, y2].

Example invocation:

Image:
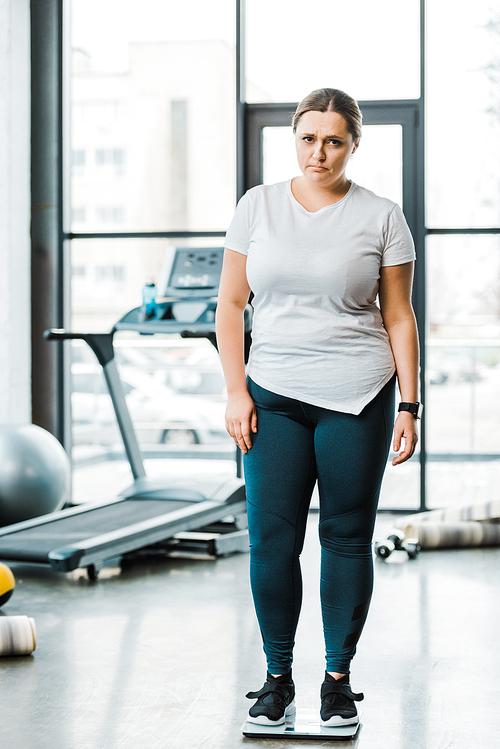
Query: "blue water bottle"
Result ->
[[141, 280, 157, 320]]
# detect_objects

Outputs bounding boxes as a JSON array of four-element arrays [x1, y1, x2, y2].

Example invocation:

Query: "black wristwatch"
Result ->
[[398, 402, 423, 419]]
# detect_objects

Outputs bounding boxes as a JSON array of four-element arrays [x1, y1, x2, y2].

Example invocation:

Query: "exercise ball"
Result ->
[[0, 424, 70, 527], [0, 562, 15, 606]]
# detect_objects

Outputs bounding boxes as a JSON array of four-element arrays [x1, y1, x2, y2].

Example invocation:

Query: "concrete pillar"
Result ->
[[0, 0, 31, 425]]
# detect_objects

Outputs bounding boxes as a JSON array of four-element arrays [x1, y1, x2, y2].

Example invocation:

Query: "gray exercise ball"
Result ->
[[0, 424, 70, 527]]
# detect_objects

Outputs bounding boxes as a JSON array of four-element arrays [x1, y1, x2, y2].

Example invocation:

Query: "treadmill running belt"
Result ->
[[0, 499, 195, 561]]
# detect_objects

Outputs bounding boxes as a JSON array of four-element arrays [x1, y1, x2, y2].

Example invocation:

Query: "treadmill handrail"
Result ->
[[44, 329, 115, 368], [102, 358, 146, 479], [44, 327, 147, 480]]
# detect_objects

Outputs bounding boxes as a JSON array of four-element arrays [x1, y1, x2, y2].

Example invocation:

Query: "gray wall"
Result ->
[[0, 0, 31, 423]]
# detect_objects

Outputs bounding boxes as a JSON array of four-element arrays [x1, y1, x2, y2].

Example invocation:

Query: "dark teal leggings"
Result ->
[[243, 375, 395, 674]]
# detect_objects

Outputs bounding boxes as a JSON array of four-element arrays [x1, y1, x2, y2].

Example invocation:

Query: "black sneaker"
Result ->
[[320, 673, 364, 726], [246, 672, 296, 726]]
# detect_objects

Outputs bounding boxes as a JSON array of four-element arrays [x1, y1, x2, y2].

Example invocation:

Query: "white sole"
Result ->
[[247, 699, 296, 726], [320, 714, 359, 727]]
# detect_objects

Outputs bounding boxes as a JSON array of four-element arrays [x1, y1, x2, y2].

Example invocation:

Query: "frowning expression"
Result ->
[[295, 110, 358, 189]]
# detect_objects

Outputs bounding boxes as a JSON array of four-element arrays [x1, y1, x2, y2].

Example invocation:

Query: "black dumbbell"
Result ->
[[375, 530, 420, 560], [404, 538, 420, 559]]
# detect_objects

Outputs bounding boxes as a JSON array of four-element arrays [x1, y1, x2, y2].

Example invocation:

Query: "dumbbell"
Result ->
[[374, 529, 420, 560]]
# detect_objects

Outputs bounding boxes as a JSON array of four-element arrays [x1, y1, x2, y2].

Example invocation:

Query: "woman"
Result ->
[[215, 88, 420, 727]]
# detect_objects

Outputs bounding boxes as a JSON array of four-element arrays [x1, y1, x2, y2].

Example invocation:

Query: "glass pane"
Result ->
[[246, 0, 420, 103], [379, 459, 421, 511], [264, 124, 403, 206], [70, 0, 236, 233], [263, 127, 296, 185], [426, 234, 500, 507], [347, 125, 403, 207], [71, 335, 231, 450], [71, 237, 224, 330], [379, 375, 421, 511], [427, 462, 500, 512], [426, 0, 500, 227], [70, 237, 234, 503]]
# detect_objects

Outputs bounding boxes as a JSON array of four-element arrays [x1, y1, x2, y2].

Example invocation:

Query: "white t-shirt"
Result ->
[[224, 180, 416, 414]]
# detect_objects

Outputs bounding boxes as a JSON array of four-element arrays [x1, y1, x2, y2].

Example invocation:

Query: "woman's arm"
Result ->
[[215, 249, 256, 453], [379, 261, 420, 466]]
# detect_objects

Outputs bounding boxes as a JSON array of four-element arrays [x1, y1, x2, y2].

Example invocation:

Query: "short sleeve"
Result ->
[[224, 192, 250, 256], [380, 203, 416, 267]]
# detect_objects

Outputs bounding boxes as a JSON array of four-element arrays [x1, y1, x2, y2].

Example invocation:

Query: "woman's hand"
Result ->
[[392, 412, 419, 466], [225, 391, 258, 454]]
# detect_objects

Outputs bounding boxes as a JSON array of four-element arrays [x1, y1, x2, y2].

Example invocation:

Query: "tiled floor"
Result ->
[[1, 511, 499, 749]]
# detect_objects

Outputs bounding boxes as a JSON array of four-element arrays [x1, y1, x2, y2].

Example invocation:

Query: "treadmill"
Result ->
[[0, 247, 253, 578]]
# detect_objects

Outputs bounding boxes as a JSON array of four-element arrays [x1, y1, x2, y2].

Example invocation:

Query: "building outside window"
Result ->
[[71, 148, 86, 176], [95, 148, 126, 176], [95, 206, 127, 225], [71, 207, 86, 223]]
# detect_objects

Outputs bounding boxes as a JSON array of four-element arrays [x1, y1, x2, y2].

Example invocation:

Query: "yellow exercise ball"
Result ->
[[0, 562, 15, 607]]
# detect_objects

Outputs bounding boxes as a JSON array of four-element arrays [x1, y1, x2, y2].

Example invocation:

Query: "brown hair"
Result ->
[[292, 88, 362, 143]]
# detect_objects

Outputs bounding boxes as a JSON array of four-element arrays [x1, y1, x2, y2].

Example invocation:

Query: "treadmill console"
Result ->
[[157, 247, 224, 299], [114, 245, 251, 341]]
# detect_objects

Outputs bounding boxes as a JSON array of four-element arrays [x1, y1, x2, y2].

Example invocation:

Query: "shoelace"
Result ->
[[246, 681, 291, 703], [321, 682, 364, 704]]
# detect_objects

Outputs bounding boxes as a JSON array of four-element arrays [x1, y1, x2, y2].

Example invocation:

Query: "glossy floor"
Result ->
[[1, 513, 499, 749]]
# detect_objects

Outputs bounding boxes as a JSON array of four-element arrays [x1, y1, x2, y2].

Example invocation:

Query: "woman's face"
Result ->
[[295, 110, 358, 189]]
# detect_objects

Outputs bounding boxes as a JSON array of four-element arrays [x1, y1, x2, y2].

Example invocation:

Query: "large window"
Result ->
[[66, 0, 500, 511], [245, 0, 421, 102], [425, 0, 500, 508], [69, 0, 237, 502], [426, 234, 500, 508], [71, 0, 236, 233], [263, 124, 403, 207], [426, 0, 500, 228]]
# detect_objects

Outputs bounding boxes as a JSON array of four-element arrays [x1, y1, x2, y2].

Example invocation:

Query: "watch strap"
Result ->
[[398, 402, 423, 419]]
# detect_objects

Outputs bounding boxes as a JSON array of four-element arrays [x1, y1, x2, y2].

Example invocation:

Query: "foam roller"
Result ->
[[395, 498, 500, 531], [0, 616, 37, 656], [403, 521, 500, 550]]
